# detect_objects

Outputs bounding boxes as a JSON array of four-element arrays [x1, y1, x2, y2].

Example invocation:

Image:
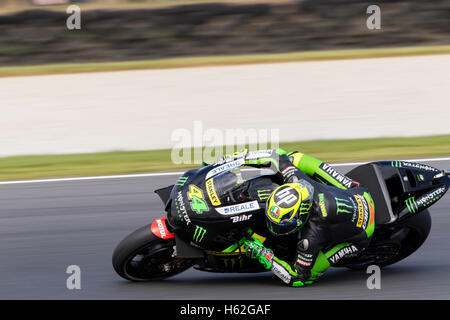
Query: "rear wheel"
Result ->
[[344, 210, 432, 270], [112, 224, 195, 281]]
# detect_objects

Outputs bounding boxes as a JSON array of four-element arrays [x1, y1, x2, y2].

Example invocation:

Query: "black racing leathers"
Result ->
[[257, 150, 375, 285]]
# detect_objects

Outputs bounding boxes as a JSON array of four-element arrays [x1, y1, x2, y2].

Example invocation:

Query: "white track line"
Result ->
[[0, 156, 449, 185]]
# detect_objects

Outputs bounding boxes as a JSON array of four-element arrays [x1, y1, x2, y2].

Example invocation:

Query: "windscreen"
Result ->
[[212, 168, 248, 204]]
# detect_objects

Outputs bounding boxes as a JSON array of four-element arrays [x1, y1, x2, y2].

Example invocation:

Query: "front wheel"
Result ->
[[112, 224, 195, 281]]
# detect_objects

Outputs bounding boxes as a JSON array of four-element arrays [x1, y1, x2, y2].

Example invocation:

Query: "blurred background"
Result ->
[[0, 0, 449, 178], [0, 0, 449, 66]]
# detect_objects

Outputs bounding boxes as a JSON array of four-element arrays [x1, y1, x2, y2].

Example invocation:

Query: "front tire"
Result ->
[[112, 224, 195, 281]]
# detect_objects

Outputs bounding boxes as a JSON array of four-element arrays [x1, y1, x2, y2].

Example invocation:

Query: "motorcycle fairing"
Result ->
[[150, 217, 175, 240]]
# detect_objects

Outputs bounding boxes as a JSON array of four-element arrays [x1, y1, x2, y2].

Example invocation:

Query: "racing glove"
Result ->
[[243, 148, 290, 173], [244, 239, 315, 287], [244, 238, 274, 270], [215, 148, 289, 174]]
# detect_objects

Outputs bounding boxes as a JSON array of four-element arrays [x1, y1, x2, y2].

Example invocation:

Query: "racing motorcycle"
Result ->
[[112, 159, 450, 281]]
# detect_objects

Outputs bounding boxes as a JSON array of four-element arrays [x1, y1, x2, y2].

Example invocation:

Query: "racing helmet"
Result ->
[[265, 182, 313, 235]]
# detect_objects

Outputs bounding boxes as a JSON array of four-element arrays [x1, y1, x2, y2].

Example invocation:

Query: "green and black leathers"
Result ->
[[243, 149, 375, 286]]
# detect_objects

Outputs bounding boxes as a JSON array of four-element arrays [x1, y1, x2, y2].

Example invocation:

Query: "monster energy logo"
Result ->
[[299, 201, 312, 214], [416, 187, 446, 206], [257, 189, 272, 201], [223, 258, 244, 270], [318, 193, 327, 217], [405, 197, 418, 214], [193, 225, 207, 243], [391, 161, 402, 168], [175, 176, 188, 186], [335, 198, 354, 214]]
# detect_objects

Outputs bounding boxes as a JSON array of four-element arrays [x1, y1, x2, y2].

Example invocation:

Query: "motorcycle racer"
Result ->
[[114, 147, 450, 284], [241, 149, 375, 287]]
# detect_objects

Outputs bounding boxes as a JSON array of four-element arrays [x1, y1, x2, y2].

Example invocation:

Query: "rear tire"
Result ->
[[112, 224, 195, 281], [346, 210, 432, 270]]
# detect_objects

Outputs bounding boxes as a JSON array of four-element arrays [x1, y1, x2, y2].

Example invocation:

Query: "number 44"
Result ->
[[187, 185, 209, 214]]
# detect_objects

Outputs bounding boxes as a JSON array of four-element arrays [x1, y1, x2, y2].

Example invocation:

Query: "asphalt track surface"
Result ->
[[1, 160, 450, 300]]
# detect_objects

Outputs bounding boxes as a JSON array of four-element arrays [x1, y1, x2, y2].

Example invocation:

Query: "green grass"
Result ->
[[1, 45, 450, 78], [0, 135, 449, 181]]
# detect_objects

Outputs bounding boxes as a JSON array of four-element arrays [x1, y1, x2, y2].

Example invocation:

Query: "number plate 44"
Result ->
[[187, 185, 209, 214]]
